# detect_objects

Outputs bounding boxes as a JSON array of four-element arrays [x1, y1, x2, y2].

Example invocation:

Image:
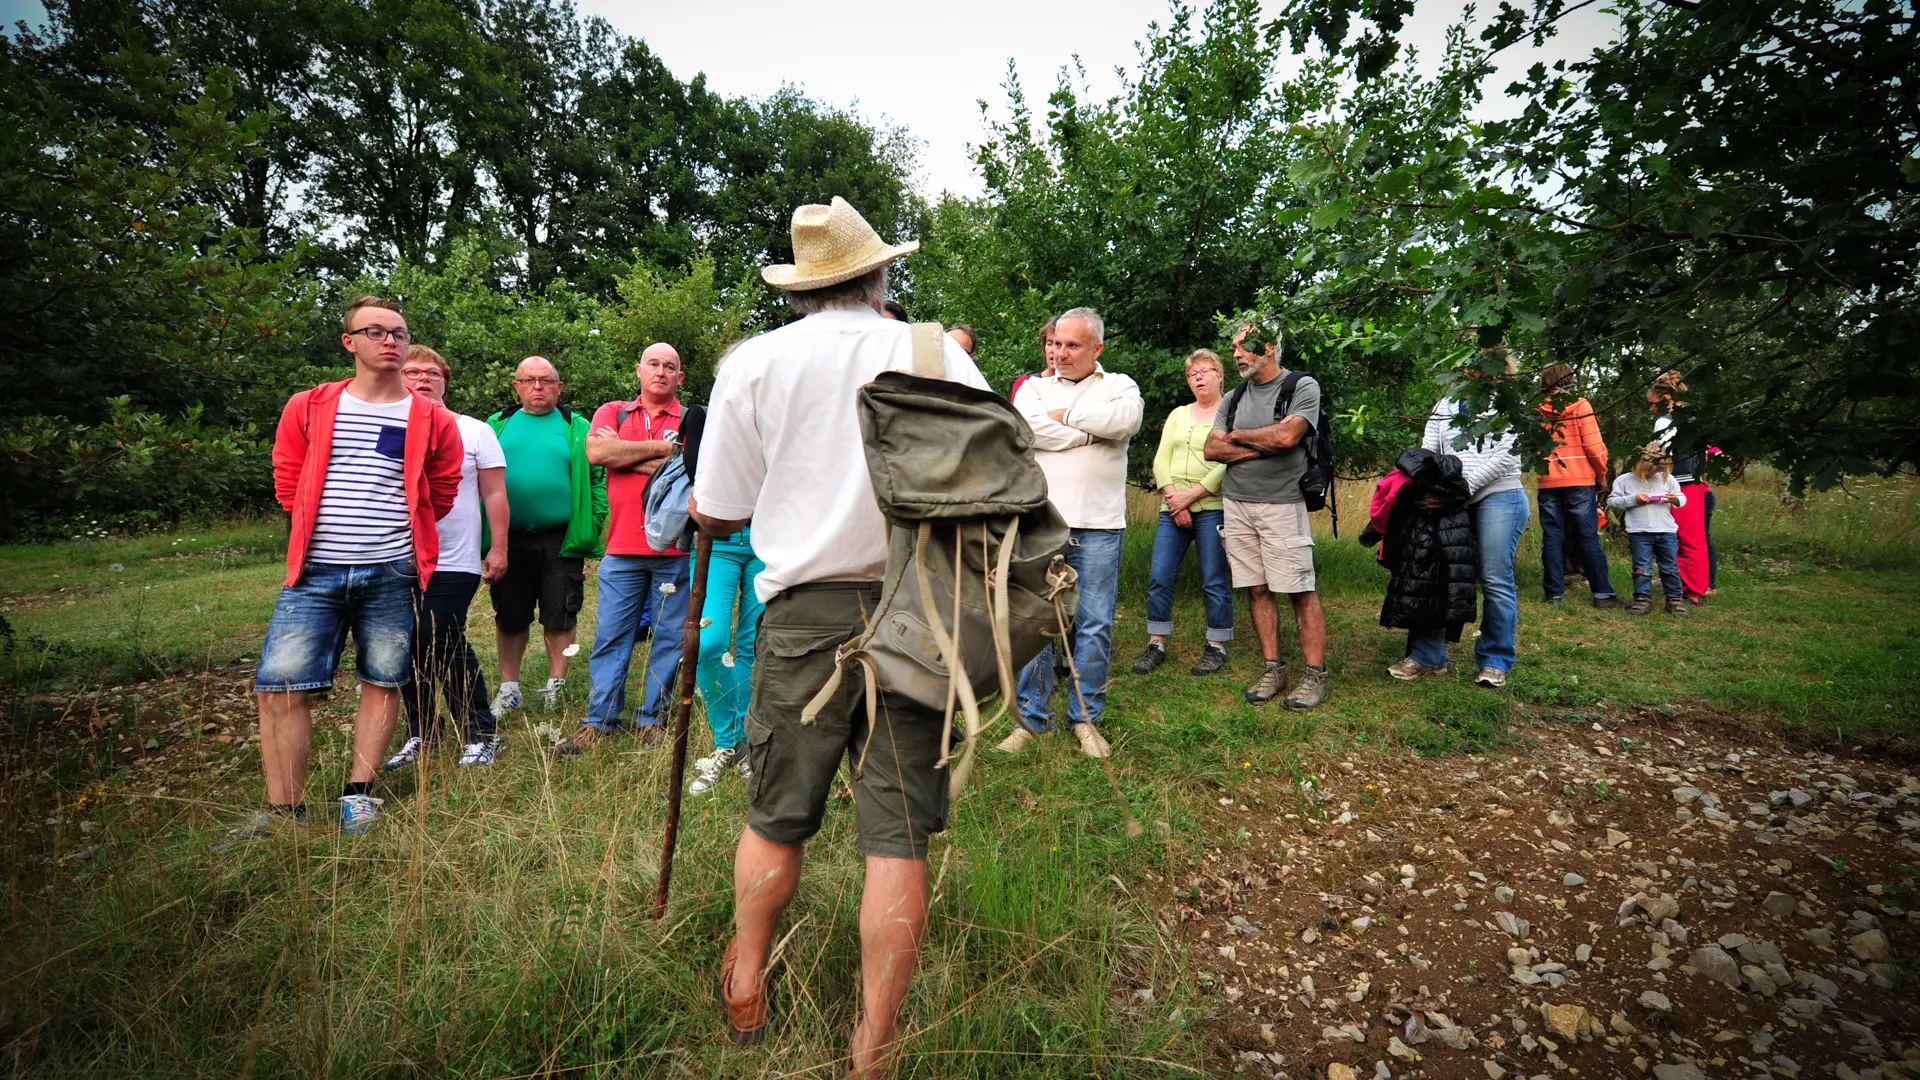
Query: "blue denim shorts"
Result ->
[[254, 560, 419, 692]]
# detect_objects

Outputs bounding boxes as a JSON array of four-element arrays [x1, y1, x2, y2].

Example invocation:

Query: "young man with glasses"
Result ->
[[382, 345, 510, 771], [484, 356, 607, 713], [239, 296, 462, 840]]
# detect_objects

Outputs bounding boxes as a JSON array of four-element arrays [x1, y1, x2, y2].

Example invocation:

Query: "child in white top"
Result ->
[[1608, 443, 1688, 616]]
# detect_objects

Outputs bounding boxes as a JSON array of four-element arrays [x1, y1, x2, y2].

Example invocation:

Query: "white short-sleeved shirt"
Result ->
[[694, 308, 989, 603], [436, 413, 507, 575]]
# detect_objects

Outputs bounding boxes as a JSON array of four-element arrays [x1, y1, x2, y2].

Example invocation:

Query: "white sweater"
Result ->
[[1422, 398, 1522, 504], [1013, 365, 1144, 529], [1608, 471, 1687, 533]]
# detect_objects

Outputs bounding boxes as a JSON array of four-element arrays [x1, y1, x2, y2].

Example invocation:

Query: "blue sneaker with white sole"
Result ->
[[339, 793, 384, 835]]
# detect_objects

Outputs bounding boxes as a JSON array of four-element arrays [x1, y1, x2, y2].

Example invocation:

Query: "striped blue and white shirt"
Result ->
[[307, 391, 414, 565]]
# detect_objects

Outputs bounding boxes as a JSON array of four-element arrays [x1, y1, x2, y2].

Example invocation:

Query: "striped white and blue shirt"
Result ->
[[307, 391, 414, 565]]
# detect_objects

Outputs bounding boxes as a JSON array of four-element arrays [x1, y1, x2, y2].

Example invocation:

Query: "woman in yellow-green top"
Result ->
[[1133, 348, 1235, 677]]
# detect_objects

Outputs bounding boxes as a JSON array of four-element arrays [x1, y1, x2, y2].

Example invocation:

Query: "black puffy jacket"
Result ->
[[1376, 448, 1479, 638]]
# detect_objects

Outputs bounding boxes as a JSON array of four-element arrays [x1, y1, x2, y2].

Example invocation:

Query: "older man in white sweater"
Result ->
[[998, 307, 1143, 759]]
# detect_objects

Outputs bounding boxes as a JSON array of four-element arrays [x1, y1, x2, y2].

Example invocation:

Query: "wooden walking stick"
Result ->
[[655, 530, 714, 919]]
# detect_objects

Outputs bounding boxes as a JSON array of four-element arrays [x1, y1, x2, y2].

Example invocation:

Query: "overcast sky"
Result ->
[[4, 0, 1621, 199]]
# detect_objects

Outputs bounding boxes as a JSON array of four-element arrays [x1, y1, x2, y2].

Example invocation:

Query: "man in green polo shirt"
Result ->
[[487, 355, 606, 711]]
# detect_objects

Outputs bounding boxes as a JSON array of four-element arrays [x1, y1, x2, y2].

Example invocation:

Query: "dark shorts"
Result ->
[[746, 582, 949, 860], [490, 527, 584, 633]]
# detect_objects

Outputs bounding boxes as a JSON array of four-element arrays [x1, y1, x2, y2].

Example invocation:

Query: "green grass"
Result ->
[[1, 469, 1916, 1076]]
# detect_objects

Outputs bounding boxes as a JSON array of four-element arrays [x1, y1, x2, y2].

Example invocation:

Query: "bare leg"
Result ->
[[347, 684, 401, 785], [497, 627, 530, 684], [544, 627, 576, 680], [1249, 585, 1282, 662], [256, 690, 313, 805], [851, 855, 931, 1077], [731, 827, 803, 1000], [1290, 591, 1327, 667]]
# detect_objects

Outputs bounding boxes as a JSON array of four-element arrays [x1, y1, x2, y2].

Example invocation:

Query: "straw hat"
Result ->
[[761, 197, 919, 290]]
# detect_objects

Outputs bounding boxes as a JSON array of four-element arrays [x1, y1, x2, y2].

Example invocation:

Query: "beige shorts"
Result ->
[[1223, 498, 1317, 594]]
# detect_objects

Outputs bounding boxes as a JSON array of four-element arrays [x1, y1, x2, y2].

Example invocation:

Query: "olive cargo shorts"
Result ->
[[745, 582, 949, 860]]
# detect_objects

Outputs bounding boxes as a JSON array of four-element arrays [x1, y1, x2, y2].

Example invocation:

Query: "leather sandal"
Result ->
[[720, 938, 768, 1045]]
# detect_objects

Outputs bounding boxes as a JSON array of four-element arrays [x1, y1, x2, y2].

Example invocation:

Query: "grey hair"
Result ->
[[784, 266, 888, 315], [1057, 306, 1104, 343]]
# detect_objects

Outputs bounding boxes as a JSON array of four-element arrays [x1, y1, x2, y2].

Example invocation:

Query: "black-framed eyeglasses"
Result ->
[[513, 377, 561, 388], [347, 326, 413, 344]]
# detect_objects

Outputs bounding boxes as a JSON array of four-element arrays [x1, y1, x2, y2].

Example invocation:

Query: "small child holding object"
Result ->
[[1608, 442, 1689, 617]]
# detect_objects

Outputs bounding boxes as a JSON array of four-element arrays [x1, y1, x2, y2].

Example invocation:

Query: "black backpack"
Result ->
[[1221, 369, 1339, 533]]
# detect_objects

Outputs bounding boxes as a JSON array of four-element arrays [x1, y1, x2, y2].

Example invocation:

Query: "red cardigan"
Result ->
[[272, 379, 463, 587]]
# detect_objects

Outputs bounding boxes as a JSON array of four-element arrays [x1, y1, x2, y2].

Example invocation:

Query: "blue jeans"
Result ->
[[1408, 488, 1529, 673], [1538, 486, 1616, 599], [1628, 532, 1683, 598], [1145, 510, 1234, 642], [586, 554, 690, 730], [1018, 528, 1122, 731], [697, 532, 764, 752], [255, 559, 418, 691]]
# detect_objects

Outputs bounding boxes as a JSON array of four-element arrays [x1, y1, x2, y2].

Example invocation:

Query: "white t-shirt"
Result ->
[[695, 308, 988, 603], [308, 390, 414, 565], [435, 413, 506, 575]]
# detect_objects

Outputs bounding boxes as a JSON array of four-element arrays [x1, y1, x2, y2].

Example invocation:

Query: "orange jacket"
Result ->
[[272, 379, 463, 587], [1538, 397, 1609, 489]]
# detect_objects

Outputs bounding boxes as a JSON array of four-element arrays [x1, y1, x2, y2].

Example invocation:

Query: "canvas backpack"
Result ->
[[799, 323, 1078, 796], [1222, 368, 1340, 534]]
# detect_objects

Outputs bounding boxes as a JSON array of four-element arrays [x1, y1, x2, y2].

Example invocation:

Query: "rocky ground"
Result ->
[[1162, 706, 1919, 1080]]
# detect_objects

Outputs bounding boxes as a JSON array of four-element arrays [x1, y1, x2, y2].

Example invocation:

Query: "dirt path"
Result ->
[[1167, 708, 1920, 1080]]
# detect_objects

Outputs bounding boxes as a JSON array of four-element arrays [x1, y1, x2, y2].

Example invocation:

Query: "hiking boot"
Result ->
[[555, 725, 613, 758], [1627, 596, 1653, 617], [719, 938, 768, 1046], [1244, 661, 1286, 705], [457, 738, 503, 767], [1666, 594, 1690, 617], [995, 727, 1039, 755], [1189, 643, 1228, 676], [1592, 595, 1624, 610], [1284, 665, 1329, 710], [538, 677, 567, 709], [1072, 722, 1110, 759], [691, 745, 746, 795], [636, 724, 668, 747], [381, 735, 424, 772], [339, 794, 384, 835], [1131, 642, 1168, 675], [1475, 667, 1509, 689], [491, 684, 522, 714], [1387, 657, 1446, 681]]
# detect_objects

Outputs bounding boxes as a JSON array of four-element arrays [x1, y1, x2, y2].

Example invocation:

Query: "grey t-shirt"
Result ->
[[1221, 371, 1320, 504]]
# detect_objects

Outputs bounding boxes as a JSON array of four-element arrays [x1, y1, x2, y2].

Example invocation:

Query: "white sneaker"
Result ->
[[491, 685, 522, 714], [457, 738, 502, 767], [690, 746, 746, 795], [1072, 722, 1110, 759], [996, 727, 1038, 755], [539, 677, 566, 709], [381, 736, 423, 772]]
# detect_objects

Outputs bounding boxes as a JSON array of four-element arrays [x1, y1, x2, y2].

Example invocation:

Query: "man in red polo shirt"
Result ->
[[561, 342, 688, 754]]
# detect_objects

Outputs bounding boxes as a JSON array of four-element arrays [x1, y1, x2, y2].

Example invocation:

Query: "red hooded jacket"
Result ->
[[272, 379, 463, 587]]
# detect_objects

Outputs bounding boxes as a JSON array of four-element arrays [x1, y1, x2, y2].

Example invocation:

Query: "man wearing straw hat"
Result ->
[[690, 197, 986, 1073]]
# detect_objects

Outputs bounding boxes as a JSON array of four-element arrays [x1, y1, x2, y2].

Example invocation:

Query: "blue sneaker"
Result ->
[[340, 794, 384, 835], [457, 738, 503, 767]]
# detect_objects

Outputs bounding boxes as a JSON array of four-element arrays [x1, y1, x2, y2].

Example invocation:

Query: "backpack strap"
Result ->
[[1277, 370, 1305, 427], [909, 322, 946, 379], [1221, 382, 1249, 434]]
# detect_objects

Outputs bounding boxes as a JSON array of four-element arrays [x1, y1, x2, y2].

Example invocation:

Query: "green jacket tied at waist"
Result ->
[[485, 405, 607, 558]]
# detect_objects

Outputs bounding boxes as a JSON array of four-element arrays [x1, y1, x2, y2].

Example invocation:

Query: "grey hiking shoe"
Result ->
[[1665, 594, 1690, 617], [1244, 661, 1286, 705], [1628, 596, 1653, 616], [1387, 657, 1446, 681], [1475, 667, 1509, 689], [1283, 665, 1329, 709], [1189, 643, 1228, 676], [1131, 642, 1168, 675]]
